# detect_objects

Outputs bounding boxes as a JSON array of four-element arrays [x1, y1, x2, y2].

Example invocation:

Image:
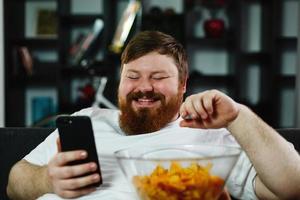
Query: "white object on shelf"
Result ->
[[93, 77, 117, 110]]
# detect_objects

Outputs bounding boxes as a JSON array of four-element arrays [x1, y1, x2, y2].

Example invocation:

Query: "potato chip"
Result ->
[[133, 162, 224, 200]]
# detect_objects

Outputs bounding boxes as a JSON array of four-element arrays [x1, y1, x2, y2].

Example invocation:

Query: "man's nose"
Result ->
[[137, 79, 154, 92]]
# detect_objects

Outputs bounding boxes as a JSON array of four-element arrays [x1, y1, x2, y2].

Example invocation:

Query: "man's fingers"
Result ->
[[218, 188, 231, 200], [60, 173, 101, 190], [53, 151, 87, 166], [56, 137, 62, 152], [202, 92, 215, 115], [57, 162, 98, 179], [182, 97, 198, 119], [179, 119, 205, 129], [192, 97, 208, 119], [58, 186, 97, 199], [181, 94, 210, 120]]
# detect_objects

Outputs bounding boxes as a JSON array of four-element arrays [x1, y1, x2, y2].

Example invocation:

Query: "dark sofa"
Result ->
[[0, 128, 299, 200], [0, 128, 55, 200]]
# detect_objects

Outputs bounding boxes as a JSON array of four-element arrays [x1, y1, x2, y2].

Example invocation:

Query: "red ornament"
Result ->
[[80, 84, 95, 100], [204, 19, 225, 38]]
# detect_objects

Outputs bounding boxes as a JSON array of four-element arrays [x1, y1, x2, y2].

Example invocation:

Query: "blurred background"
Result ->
[[2, 0, 300, 128]]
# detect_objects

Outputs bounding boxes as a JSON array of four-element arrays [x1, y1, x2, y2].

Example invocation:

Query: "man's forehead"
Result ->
[[123, 53, 177, 72]]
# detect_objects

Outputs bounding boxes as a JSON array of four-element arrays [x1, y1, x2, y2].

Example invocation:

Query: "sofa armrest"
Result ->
[[0, 128, 54, 200]]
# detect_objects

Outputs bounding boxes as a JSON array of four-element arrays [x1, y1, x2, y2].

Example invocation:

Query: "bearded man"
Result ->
[[7, 31, 300, 200]]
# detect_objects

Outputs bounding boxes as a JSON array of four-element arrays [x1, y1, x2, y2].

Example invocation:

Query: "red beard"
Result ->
[[118, 90, 183, 135]]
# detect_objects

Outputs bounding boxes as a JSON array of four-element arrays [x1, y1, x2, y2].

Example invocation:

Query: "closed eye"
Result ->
[[127, 76, 139, 80], [152, 76, 169, 80]]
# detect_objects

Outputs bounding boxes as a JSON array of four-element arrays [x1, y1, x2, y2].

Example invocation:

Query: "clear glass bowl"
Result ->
[[114, 144, 241, 200]]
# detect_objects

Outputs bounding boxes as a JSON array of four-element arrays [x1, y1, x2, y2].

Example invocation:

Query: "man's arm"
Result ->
[[7, 148, 100, 200], [7, 160, 50, 200], [227, 105, 300, 199], [180, 90, 300, 200]]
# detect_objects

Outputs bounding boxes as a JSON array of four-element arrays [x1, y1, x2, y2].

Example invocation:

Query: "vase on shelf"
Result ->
[[201, 0, 227, 38], [203, 18, 225, 38]]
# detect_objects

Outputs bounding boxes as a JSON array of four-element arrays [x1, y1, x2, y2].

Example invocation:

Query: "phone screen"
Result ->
[[56, 116, 102, 186]]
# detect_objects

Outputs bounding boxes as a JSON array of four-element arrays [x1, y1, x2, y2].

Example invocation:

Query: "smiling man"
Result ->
[[7, 31, 300, 200], [119, 51, 185, 134]]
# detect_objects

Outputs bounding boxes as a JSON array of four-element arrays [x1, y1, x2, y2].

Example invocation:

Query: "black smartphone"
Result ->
[[56, 115, 102, 186]]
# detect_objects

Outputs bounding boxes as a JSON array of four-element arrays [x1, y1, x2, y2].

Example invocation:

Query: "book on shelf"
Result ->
[[25, 88, 58, 126], [12, 46, 34, 77], [36, 9, 58, 38], [110, 0, 141, 53], [31, 96, 55, 125], [69, 18, 104, 66]]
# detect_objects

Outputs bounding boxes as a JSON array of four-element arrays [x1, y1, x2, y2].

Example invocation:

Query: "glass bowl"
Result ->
[[114, 144, 241, 200]]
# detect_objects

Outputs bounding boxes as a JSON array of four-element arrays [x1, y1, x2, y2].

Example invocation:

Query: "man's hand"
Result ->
[[47, 138, 101, 198], [218, 189, 231, 200], [180, 90, 240, 129]]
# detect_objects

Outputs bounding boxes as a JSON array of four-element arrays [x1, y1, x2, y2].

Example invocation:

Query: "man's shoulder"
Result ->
[[73, 107, 119, 118]]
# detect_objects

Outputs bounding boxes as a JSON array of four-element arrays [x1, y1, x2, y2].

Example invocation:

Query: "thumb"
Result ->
[[179, 119, 205, 129], [56, 137, 62, 152], [218, 188, 231, 200]]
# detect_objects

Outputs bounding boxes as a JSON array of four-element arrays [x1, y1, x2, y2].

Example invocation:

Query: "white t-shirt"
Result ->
[[24, 107, 258, 200]]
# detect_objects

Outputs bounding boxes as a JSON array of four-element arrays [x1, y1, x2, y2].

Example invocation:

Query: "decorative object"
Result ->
[[25, 1, 57, 38], [110, 0, 141, 54], [25, 88, 58, 126], [36, 9, 57, 37], [204, 18, 225, 38], [69, 19, 104, 66], [202, 0, 227, 38]]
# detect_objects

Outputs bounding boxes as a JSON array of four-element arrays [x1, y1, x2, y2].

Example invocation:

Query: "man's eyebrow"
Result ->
[[126, 69, 169, 74], [126, 69, 139, 73]]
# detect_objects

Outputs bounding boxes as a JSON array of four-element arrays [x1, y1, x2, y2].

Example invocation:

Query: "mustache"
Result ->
[[127, 91, 165, 101]]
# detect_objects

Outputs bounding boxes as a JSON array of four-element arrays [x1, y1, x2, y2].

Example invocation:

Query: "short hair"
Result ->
[[121, 31, 188, 84]]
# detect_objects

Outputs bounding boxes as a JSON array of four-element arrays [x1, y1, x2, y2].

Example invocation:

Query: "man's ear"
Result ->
[[181, 77, 188, 93]]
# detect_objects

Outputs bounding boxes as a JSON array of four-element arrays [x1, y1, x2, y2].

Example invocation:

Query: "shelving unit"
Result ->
[[4, 0, 117, 126], [3, 0, 299, 127]]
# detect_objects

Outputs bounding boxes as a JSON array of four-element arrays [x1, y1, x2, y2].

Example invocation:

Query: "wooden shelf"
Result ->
[[276, 75, 296, 87], [61, 65, 110, 78], [11, 62, 60, 86], [14, 38, 58, 49], [142, 13, 184, 20], [276, 37, 297, 48], [188, 73, 235, 86], [60, 14, 104, 27], [239, 52, 270, 64], [186, 37, 231, 48]]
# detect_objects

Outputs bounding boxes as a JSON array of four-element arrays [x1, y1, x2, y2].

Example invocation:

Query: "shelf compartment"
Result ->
[[10, 62, 60, 87]]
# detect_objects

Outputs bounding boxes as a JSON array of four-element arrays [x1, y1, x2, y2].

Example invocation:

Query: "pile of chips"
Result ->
[[133, 162, 224, 200]]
